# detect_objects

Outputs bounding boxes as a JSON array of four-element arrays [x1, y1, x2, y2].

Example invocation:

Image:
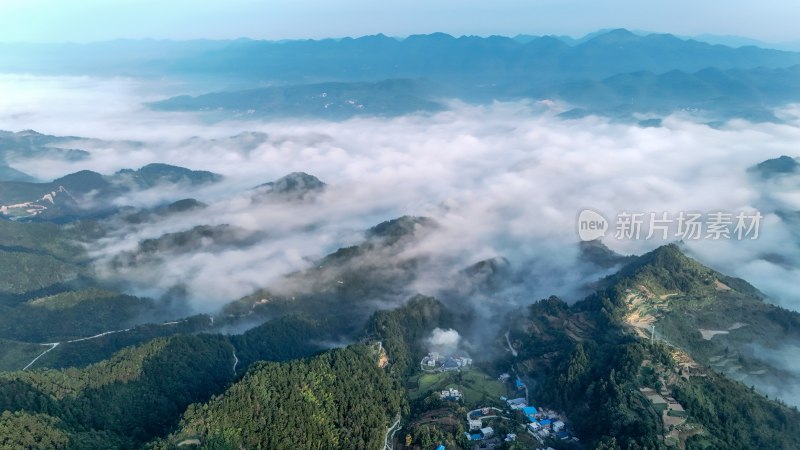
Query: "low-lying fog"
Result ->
[[4, 74, 800, 313]]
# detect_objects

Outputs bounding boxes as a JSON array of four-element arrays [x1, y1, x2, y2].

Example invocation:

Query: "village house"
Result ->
[[439, 387, 462, 401]]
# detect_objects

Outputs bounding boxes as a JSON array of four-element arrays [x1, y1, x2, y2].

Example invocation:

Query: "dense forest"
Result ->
[[154, 345, 404, 449], [149, 296, 452, 449], [0, 335, 235, 448]]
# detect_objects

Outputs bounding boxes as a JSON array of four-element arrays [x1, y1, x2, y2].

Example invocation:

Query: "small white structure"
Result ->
[[527, 422, 541, 432], [553, 420, 565, 433], [498, 373, 511, 382], [468, 419, 483, 431], [421, 352, 440, 369], [504, 433, 517, 442], [480, 427, 494, 439], [440, 387, 462, 401]]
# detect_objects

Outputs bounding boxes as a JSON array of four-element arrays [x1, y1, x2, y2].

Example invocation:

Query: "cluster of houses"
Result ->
[[420, 352, 473, 372], [465, 407, 502, 442], [523, 407, 568, 441], [464, 422, 517, 444], [504, 396, 571, 442], [438, 387, 463, 401]]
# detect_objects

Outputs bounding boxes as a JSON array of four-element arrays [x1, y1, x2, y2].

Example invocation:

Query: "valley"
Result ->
[[0, 17, 800, 450]]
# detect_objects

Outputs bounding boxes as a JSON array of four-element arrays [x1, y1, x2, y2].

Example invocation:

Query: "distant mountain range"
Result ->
[[3, 29, 799, 82], [4, 29, 800, 122], [151, 65, 800, 121], [150, 79, 443, 119]]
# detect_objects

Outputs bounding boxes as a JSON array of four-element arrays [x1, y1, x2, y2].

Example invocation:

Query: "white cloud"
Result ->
[[426, 328, 461, 355], [3, 75, 800, 315]]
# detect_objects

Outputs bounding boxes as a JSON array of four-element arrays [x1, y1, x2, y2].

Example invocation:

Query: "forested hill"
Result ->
[[0, 293, 453, 449], [0, 335, 235, 449], [152, 345, 404, 449], [509, 244, 800, 450], [154, 295, 452, 449]]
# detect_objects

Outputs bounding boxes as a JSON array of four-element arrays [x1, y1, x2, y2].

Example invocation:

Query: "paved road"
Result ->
[[22, 343, 60, 371]]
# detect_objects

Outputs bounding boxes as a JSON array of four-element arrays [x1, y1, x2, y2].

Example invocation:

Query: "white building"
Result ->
[[480, 427, 494, 439], [468, 419, 483, 431], [440, 388, 462, 401], [553, 421, 565, 432]]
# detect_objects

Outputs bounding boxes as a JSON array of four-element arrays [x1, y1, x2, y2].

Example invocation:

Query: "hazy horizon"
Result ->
[[1, 0, 799, 44]]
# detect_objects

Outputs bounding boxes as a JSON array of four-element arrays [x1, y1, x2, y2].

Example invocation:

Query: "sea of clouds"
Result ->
[[2, 74, 800, 314]]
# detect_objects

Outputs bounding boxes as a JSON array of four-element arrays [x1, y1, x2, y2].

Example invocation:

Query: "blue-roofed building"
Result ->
[[442, 358, 460, 371], [540, 419, 552, 426], [522, 406, 538, 416], [436, 445, 446, 450], [515, 378, 525, 389]]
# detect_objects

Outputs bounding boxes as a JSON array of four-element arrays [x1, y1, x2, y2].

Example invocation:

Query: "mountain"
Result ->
[[156, 296, 448, 449], [579, 239, 635, 269], [1, 206, 798, 450], [507, 244, 800, 449], [5, 31, 800, 122], [0, 163, 222, 221], [589, 244, 800, 402], [550, 65, 800, 121], [4, 31, 798, 122], [109, 224, 261, 270], [691, 34, 800, 52], [113, 163, 222, 189], [220, 215, 439, 330], [0, 165, 35, 183], [150, 79, 444, 119], [6, 30, 799, 83], [154, 345, 403, 449], [117, 198, 208, 225], [148, 64, 800, 122], [0, 334, 236, 448], [252, 172, 327, 200], [749, 155, 800, 178], [0, 130, 90, 164], [366, 215, 438, 242]]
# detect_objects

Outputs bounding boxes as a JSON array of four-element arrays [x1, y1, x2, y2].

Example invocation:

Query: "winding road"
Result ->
[[21, 320, 185, 371], [383, 412, 401, 450]]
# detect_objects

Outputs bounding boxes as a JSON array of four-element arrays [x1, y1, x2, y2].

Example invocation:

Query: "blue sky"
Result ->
[[1, 0, 798, 43]]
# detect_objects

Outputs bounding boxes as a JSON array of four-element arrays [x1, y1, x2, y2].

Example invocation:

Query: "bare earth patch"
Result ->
[[699, 329, 729, 340]]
